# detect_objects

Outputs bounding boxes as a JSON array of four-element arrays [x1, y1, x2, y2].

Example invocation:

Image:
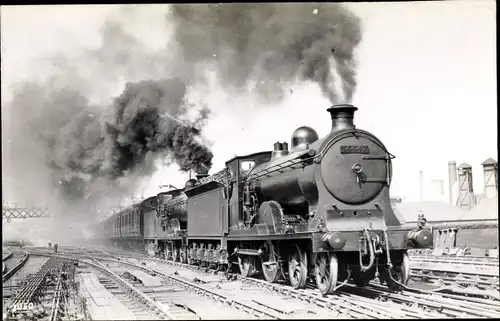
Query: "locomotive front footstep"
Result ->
[[102, 104, 434, 296]]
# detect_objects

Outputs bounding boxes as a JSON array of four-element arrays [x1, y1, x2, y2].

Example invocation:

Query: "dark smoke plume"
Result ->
[[169, 3, 362, 103], [105, 78, 213, 179], [4, 17, 213, 208], [7, 78, 212, 203]]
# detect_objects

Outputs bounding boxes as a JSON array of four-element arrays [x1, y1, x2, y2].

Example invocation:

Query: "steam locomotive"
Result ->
[[101, 104, 433, 295]]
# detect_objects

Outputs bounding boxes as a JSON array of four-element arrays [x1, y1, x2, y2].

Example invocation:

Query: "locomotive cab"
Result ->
[[225, 152, 273, 228]]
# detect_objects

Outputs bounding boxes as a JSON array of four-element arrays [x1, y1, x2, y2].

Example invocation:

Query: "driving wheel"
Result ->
[[238, 255, 257, 277], [315, 252, 339, 296], [288, 244, 308, 289]]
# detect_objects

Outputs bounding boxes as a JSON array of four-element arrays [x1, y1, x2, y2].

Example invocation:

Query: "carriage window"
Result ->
[[240, 160, 256, 173]]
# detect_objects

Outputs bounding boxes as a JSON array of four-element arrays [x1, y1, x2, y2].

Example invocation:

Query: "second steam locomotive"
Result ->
[[101, 104, 433, 295]]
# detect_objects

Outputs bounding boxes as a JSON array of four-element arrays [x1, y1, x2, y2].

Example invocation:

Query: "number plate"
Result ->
[[340, 145, 370, 154]]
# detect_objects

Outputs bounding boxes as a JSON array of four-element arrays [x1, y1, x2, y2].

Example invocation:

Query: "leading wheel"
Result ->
[[315, 252, 339, 296], [384, 252, 410, 291], [288, 245, 308, 289]]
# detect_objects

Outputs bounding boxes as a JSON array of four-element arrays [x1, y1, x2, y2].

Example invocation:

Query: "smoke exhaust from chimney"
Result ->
[[326, 104, 358, 132]]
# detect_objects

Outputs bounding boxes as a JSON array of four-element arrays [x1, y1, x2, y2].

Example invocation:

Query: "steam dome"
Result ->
[[184, 179, 198, 189], [291, 126, 319, 151]]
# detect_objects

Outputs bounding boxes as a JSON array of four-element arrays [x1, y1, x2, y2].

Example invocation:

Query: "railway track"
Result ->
[[33, 249, 313, 320], [3, 251, 13, 275], [94, 258, 301, 319], [110, 258, 372, 319], [3, 256, 76, 321], [69, 248, 417, 318], [144, 256, 500, 318], [410, 254, 499, 265], [92, 247, 500, 319], [409, 255, 500, 298], [3, 251, 14, 262], [77, 257, 178, 320], [28, 247, 500, 319], [32, 247, 414, 319], [3, 253, 30, 283]]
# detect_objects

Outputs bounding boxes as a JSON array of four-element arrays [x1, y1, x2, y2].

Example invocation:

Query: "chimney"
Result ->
[[271, 142, 289, 160], [448, 161, 457, 205], [481, 157, 498, 199], [195, 172, 209, 181], [456, 162, 475, 209], [326, 104, 358, 132]]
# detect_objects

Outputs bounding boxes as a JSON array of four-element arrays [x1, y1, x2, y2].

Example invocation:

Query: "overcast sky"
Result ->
[[1, 1, 496, 206]]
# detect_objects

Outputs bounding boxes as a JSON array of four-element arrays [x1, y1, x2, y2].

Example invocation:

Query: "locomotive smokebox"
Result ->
[[327, 104, 358, 132]]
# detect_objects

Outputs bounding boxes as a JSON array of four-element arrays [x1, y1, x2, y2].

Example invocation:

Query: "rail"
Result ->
[[49, 268, 64, 321], [410, 255, 499, 265], [89, 255, 282, 319], [109, 249, 500, 319], [10, 257, 64, 307], [3, 253, 30, 283], [32, 247, 500, 319], [359, 283, 500, 318], [106, 252, 404, 318], [36, 252, 178, 320], [34, 250, 282, 319], [3, 252, 14, 261]]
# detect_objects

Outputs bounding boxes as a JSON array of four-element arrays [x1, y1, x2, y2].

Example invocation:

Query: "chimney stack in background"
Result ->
[[456, 162, 475, 210], [481, 157, 498, 199], [448, 161, 457, 205]]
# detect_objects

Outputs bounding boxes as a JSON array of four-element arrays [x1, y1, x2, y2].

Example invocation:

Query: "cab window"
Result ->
[[240, 160, 256, 174]]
